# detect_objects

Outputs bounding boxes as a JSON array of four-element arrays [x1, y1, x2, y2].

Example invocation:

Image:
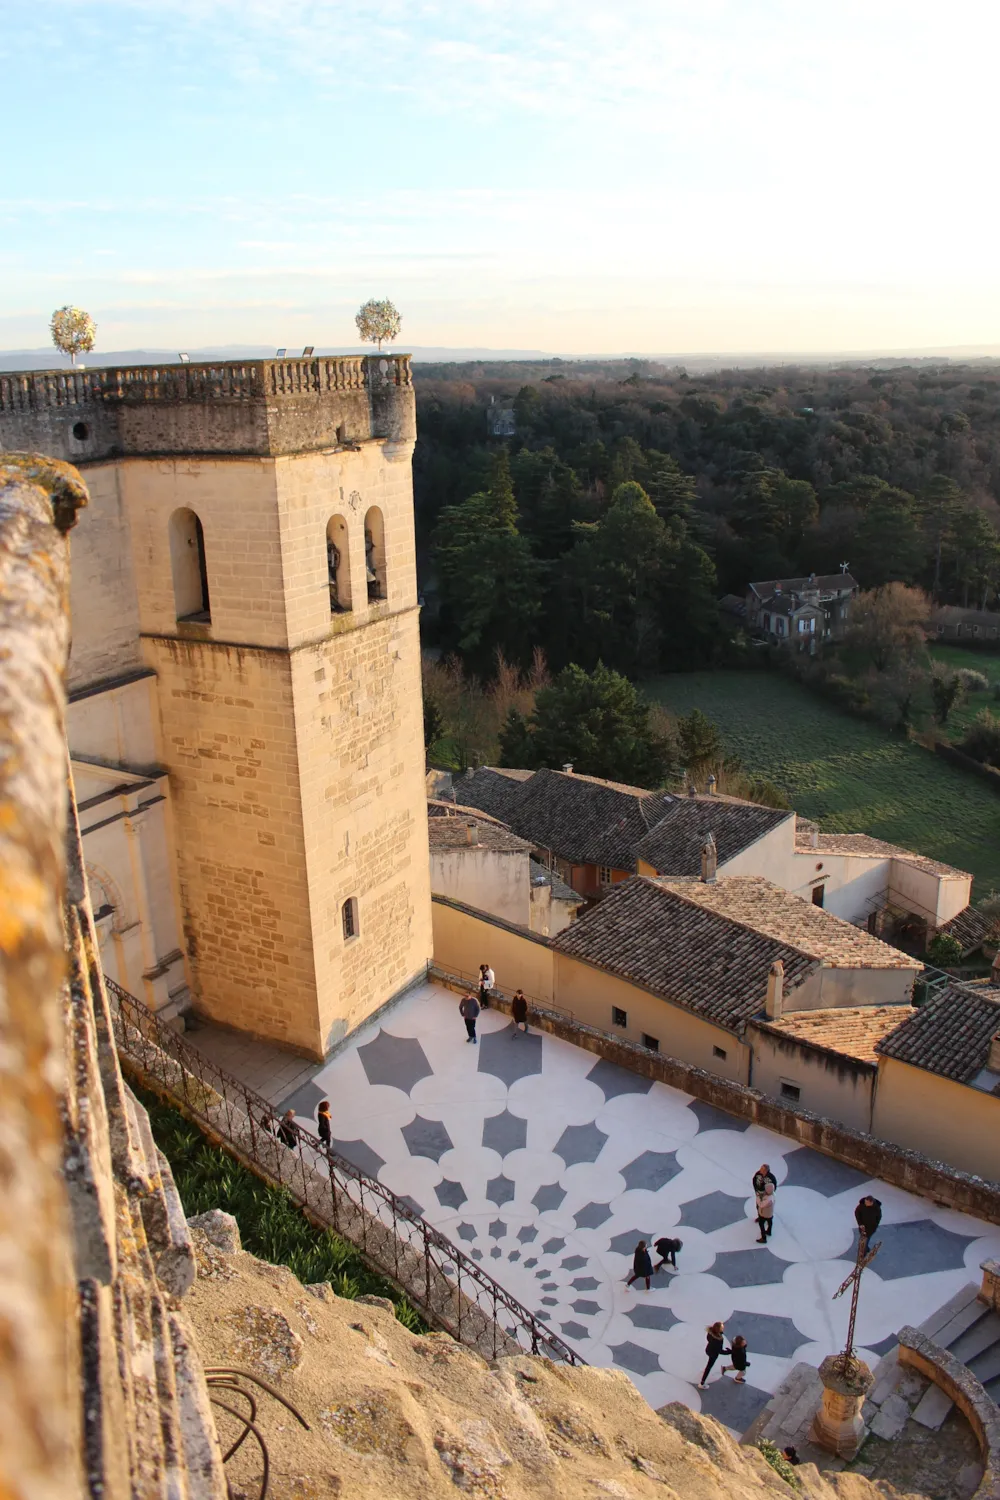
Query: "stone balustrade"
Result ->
[[897, 1326, 1000, 1500]]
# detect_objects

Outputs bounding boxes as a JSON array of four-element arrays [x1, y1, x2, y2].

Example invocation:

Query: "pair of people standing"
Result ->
[[458, 982, 530, 1044], [753, 1163, 776, 1244], [459, 963, 495, 1045], [625, 1235, 682, 1289], [699, 1322, 749, 1387]]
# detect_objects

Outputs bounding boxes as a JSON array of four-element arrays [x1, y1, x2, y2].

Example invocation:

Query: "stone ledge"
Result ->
[[898, 1325, 1000, 1499]]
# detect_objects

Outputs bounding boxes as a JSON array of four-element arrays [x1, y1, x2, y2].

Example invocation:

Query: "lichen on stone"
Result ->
[[227, 1304, 304, 1378], [318, 1390, 416, 1462]]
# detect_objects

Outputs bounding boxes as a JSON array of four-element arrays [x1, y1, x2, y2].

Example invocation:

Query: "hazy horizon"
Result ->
[[6, 2, 1000, 355]]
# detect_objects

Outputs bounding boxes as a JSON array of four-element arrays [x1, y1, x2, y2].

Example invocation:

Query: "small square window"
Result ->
[[713, 1045, 727, 1060], [612, 1006, 627, 1028], [342, 896, 358, 941], [641, 1033, 659, 1052], [780, 1081, 801, 1103]]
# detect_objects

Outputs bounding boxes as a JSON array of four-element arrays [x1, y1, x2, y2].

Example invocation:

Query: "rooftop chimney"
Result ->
[[765, 959, 784, 1020], [465, 822, 479, 846], [687, 782, 696, 799], [700, 833, 718, 884], [707, 774, 717, 796], [562, 763, 573, 774], [987, 1031, 1000, 1072]]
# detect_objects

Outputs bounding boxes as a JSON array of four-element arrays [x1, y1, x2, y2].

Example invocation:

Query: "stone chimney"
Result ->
[[562, 763, 573, 774], [465, 822, 479, 846], [989, 1031, 1000, 1073], [765, 959, 784, 1020], [706, 774, 717, 796], [687, 781, 696, 799], [700, 833, 717, 884]]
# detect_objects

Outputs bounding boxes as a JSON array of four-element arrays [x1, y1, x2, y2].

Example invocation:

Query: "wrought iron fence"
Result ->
[[106, 976, 583, 1367]]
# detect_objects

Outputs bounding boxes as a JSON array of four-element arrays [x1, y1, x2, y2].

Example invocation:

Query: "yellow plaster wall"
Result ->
[[431, 899, 555, 1002], [872, 1059, 1000, 1183], [748, 1026, 875, 1131]]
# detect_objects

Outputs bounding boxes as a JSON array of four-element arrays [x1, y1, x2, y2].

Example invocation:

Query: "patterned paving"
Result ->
[[281, 982, 1000, 1433]]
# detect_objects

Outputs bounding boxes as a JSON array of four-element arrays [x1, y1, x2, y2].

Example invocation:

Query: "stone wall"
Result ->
[[0, 453, 225, 1498]]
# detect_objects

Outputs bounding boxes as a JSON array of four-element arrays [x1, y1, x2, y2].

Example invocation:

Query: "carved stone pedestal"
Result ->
[[809, 1353, 874, 1459]]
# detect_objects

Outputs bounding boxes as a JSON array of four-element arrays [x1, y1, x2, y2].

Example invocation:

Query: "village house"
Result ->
[[746, 570, 859, 647], [929, 604, 1000, 644], [426, 807, 581, 937]]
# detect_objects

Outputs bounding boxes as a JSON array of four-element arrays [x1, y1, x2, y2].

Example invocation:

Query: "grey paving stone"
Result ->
[[482, 1109, 528, 1156], [400, 1114, 453, 1163], [357, 1030, 434, 1092], [687, 1098, 752, 1135], [608, 1228, 654, 1257], [532, 1183, 567, 1214], [471, 1249, 482, 1260], [541, 1296, 558, 1306], [490, 1246, 502, 1258], [560, 1254, 588, 1270], [279, 1079, 326, 1120], [485, 1174, 517, 1207], [871, 1392, 910, 1439], [575, 1201, 613, 1230], [621, 1150, 682, 1192], [542, 1282, 558, 1291], [710, 1247, 788, 1288], [626, 1304, 680, 1334], [488, 1218, 507, 1239], [517, 1225, 538, 1244], [396, 1195, 424, 1218], [697, 1376, 772, 1432], [542, 1237, 566, 1254], [724, 1311, 806, 1358], [523, 1257, 538, 1268], [780, 1146, 870, 1197], [560, 1320, 589, 1341], [572, 1299, 602, 1316], [608, 1340, 662, 1377], [585, 1057, 655, 1100], [839, 1220, 978, 1281], [329, 1137, 385, 1179], [554, 1121, 609, 1166], [678, 1190, 749, 1235], [508, 1251, 520, 1262], [456, 1222, 477, 1242], [478, 1026, 543, 1086], [436, 1179, 467, 1210], [572, 1276, 601, 1291]]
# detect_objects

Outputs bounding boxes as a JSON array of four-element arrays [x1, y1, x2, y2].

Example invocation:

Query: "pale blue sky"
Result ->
[[4, 1, 998, 355]]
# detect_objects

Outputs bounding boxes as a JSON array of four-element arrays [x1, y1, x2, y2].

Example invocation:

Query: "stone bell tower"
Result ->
[[0, 355, 433, 1058]]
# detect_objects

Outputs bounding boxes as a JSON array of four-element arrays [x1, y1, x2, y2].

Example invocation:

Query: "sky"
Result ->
[[3, 0, 999, 357]]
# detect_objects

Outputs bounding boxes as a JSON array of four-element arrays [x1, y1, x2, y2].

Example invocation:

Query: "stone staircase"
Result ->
[[904, 1282, 1000, 1419]]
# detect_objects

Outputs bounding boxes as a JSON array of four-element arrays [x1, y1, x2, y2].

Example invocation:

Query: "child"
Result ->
[[316, 1099, 332, 1148], [721, 1335, 749, 1384]]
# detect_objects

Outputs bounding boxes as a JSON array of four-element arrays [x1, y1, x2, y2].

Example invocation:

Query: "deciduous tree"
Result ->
[[355, 298, 401, 350]]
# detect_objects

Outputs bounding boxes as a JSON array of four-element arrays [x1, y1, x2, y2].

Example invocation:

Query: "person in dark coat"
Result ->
[[699, 1322, 726, 1387], [277, 1109, 299, 1149], [511, 989, 529, 1036], [782, 1447, 801, 1466], [753, 1163, 777, 1196], [625, 1239, 654, 1290], [721, 1334, 749, 1384], [459, 992, 480, 1043], [316, 1099, 332, 1148], [855, 1195, 882, 1242], [653, 1235, 682, 1272]]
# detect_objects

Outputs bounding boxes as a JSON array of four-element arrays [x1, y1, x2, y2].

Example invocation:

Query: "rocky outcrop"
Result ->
[[183, 1217, 922, 1500]]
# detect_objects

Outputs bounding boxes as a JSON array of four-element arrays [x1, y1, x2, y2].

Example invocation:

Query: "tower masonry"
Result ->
[[0, 355, 433, 1057]]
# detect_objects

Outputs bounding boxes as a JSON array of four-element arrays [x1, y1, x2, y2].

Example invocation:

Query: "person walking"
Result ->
[[721, 1335, 749, 1384], [652, 1235, 682, 1272], [699, 1322, 726, 1388], [511, 988, 529, 1036], [316, 1099, 332, 1149], [752, 1163, 777, 1197], [459, 991, 480, 1044], [625, 1239, 654, 1291], [855, 1194, 882, 1243], [479, 963, 495, 1010], [277, 1109, 299, 1149], [755, 1187, 774, 1243]]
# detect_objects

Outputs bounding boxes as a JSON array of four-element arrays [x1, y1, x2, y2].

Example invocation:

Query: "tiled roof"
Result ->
[[877, 985, 1000, 1082], [427, 798, 507, 825], [757, 1006, 915, 1066], [529, 859, 583, 905], [427, 817, 531, 853], [655, 877, 921, 970], [793, 831, 970, 881], [750, 574, 858, 596], [458, 766, 663, 869], [551, 876, 821, 1029], [635, 797, 790, 876], [930, 605, 1000, 629], [939, 905, 995, 955]]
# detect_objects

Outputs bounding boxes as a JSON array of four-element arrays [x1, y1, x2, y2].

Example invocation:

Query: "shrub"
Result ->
[[822, 673, 872, 715], [757, 1439, 800, 1490], [926, 931, 963, 967], [960, 709, 1000, 769], [956, 668, 990, 692]]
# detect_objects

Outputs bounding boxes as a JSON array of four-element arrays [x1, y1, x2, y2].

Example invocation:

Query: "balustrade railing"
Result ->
[[106, 976, 582, 1367]]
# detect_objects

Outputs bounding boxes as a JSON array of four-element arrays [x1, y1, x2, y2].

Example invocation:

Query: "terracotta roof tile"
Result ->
[[939, 905, 995, 955], [876, 985, 1000, 1082], [636, 798, 790, 876], [427, 818, 532, 853], [654, 876, 921, 970], [793, 832, 969, 881], [757, 1006, 915, 1065]]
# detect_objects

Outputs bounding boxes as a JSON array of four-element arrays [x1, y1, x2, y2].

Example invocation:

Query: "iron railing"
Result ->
[[106, 976, 583, 1367]]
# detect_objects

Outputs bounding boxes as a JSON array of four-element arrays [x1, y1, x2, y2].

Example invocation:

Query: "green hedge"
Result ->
[[141, 1089, 425, 1330]]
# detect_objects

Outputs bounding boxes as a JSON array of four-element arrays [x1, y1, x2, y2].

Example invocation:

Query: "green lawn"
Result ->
[[647, 670, 1000, 895], [928, 643, 1000, 744]]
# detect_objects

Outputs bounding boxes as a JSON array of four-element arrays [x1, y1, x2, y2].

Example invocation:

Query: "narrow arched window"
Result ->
[[326, 514, 352, 613], [169, 507, 211, 622], [364, 505, 386, 602]]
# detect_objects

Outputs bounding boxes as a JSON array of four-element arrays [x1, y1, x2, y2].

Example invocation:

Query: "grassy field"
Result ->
[[928, 643, 1000, 744], [648, 670, 1000, 895]]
